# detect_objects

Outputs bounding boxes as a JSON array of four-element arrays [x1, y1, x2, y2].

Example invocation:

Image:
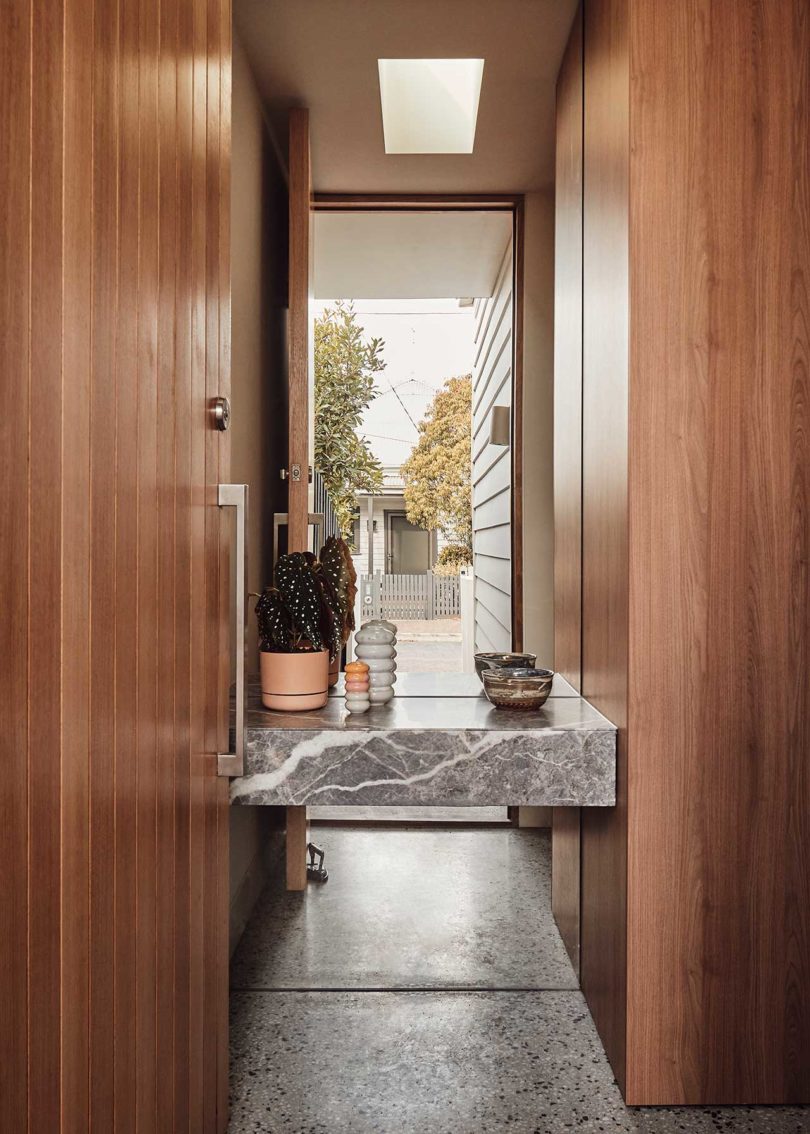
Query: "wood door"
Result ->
[[287, 107, 313, 551], [0, 1, 232, 1130]]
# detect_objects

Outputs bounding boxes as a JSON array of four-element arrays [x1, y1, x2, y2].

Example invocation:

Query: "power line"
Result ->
[[364, 432, 415, 445], [380, 368, 420, 433]]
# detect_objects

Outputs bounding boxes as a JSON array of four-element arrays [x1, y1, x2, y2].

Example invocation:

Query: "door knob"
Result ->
[[211, 396, 231, 431]]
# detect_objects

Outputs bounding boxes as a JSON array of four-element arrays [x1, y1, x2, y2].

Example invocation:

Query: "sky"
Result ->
[[313, 297, 476, 471]]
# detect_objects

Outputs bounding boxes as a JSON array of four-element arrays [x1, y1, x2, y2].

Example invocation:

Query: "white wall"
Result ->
[[353, 497, 391, 576], [521, 191, 555, 669]]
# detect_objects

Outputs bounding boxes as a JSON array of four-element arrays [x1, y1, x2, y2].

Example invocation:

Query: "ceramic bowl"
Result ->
[[474, 651, 537, 680], [481, 667, 554, 710]]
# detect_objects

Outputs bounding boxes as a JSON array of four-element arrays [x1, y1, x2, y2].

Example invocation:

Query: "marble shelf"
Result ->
[[231, 672, 617, 809]]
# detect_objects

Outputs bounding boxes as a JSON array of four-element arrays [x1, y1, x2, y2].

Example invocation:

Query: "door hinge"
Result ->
[[280, 464, 313, 483]]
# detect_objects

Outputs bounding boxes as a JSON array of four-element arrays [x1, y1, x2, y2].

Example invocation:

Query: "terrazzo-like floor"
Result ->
[[229, 826, 809, 1133], [230, 990, 809, 1134]]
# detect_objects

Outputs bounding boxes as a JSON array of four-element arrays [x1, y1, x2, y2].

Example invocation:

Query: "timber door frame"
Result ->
[[312, 193, 525, 650], [284, 108, 314, 890], [287, 108, 314, 551]]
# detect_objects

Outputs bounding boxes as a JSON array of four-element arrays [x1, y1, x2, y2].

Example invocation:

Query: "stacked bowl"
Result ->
[[347, 620, 398, 712]]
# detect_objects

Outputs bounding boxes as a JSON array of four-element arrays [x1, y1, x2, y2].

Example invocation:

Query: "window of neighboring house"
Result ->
[[351, 518, 360, 551]]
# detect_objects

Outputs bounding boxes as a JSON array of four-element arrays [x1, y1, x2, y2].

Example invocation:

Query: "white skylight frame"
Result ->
[[378, 58, 485, 154]]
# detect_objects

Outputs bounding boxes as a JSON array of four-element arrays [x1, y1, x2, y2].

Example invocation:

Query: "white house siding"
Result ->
[[472, 239, 513, 652], [351, 502, 388, 577]]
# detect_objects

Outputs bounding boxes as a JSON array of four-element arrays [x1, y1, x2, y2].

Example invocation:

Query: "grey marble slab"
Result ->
[[233, 672, 616, 809]]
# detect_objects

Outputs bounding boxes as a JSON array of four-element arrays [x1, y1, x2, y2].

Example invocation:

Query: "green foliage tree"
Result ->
[[314, 302, 384, 536], [434, 543, 473, 577], [401, 374, 473, 567]]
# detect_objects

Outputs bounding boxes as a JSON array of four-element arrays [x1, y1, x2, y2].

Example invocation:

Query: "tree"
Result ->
[[401, 374, 472, 565], [314, 302, 384, 536]]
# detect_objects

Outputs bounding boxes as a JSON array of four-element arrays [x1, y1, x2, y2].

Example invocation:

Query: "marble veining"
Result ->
[[231, 674, 616, 807], [233, 726, 614, 807]]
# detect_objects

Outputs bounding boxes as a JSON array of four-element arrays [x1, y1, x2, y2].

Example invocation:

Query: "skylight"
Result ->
[[378, 59, 484, 154]]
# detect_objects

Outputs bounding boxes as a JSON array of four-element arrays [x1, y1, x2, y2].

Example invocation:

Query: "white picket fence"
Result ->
[[359, 572, 460, 620]]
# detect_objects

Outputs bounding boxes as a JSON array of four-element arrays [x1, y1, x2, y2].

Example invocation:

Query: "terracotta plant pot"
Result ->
[[260, 649, 329, 712], [328, 652, 340, 688]]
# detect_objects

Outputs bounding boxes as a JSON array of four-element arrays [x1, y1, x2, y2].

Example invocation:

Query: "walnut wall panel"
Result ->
[[580, 0, 630, 1093], [627, 0, 810, 1104], [553, 3, 584, 693], [555, 0, 810, 1105], [0, 1, 232, 1129], [0, 3, 31, 1123], [551, 3, 584, 976], [27, 0, 64, 1123]]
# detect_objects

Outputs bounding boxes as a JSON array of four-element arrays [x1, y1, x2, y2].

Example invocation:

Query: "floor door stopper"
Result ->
[[306, 842, 328, 883]]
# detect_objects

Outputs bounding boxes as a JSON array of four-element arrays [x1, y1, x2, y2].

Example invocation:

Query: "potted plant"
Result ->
[[255, 551, 343, 711], [319, 535, 358, 685]]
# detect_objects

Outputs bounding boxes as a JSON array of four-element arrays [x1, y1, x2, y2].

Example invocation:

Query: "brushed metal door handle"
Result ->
[[218, 483, 248, 777]]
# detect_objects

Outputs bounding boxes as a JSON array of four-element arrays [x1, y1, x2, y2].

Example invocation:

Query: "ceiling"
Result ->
[[313, 211, 513, 299], [234, 0, 578, 194]]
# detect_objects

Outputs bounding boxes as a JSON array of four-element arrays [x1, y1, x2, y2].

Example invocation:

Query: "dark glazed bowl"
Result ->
[[474, 651, 537, 680], [481, 667, 554, 710]]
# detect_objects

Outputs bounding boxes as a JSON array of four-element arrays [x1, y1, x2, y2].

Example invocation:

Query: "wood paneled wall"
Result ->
[[553, 4, 584, 693], [0, 1, 232, 1129], [472, 241, 515, 653], [230, 28, 289, 667], [287, 107, 312, 552], [551, 4, 584, 975], [555, 0, 810, 1106], [580, 0, 630, 1093], [626, 0, 810, 1104]]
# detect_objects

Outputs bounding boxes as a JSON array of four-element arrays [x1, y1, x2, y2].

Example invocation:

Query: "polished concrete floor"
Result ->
[[309, 805, 509, 824], [229, 827, 809, 1133], [230, 828, 575, 991]]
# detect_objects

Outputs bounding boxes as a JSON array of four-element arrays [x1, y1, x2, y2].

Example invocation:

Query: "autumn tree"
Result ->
[[401, 374, 472, 568], [314, 302, 384, 536]]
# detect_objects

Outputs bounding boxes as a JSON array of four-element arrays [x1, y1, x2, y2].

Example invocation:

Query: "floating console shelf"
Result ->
[[231, 673, 616, 809]]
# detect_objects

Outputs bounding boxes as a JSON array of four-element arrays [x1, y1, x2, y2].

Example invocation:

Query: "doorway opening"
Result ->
[[311, 203, 523, 676], [228, 1, 566, 1129]]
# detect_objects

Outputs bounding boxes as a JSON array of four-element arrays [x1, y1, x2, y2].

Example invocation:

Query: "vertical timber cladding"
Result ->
[[626, 0, 810, 1105], [562, 0, 810, 1106], [579, 0, 630, 1094], [553, 3, 584, 695], [551, 2, 584, 979], [0, 0, 232, 1129]]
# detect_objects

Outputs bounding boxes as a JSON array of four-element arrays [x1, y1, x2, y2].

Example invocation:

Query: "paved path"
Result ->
[[394, 640, 462, 672], [394, 617, 461, 641]]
